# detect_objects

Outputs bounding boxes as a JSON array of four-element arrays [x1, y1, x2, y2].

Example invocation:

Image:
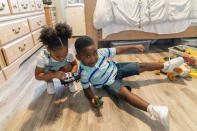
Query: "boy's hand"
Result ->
[[91, 96, 100, 108], [135, 45, 145, 52], [55, 71, 67, 80]]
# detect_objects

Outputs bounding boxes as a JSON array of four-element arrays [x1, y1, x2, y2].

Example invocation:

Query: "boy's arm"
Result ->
[[71, 60, 78, 72], [83, 86, 95, 100], [83, 87, 100, 107], [116, 45, 145, 54]]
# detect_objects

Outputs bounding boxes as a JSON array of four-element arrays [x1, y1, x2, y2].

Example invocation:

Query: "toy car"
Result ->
[[60, 72, 80, 86]]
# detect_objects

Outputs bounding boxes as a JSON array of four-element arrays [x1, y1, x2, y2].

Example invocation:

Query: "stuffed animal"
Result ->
[[154, 57, 190, 81]]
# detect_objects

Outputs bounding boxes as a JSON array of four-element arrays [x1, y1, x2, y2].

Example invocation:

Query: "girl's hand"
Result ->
[[91, 96, 100, 108], [135, 45, 145, 52], [55, 71, 67, 80]]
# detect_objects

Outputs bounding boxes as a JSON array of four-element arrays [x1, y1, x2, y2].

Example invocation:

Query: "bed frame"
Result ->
[[84, 0, 197, 43]]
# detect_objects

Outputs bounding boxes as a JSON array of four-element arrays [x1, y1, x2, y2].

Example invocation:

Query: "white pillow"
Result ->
[[93, 0, 114, 29]]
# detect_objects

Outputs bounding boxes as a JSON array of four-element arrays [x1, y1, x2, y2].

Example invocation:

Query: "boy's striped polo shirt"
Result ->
[[80, 48, 118, 89]]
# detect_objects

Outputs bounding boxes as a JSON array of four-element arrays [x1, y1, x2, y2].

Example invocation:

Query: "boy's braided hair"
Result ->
[[39, 22, 72, 51]]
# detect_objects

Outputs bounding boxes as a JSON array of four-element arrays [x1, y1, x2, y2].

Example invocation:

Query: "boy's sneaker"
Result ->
[[162, 57, 184, 72], [47, 82, 55, 94], [147, 105, 169, 129]]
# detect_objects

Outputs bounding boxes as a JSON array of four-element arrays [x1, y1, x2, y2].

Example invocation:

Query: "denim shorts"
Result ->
[[103, 62, 139, 96]]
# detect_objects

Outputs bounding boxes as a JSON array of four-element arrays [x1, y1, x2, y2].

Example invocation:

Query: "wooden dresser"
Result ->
[[44, 5, 56, 27], [0, 0, 45, 86]]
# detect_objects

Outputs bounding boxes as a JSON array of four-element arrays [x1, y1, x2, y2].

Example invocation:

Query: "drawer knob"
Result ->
[[37, 21, 42, 26], [18, 43, 26, 52], [0, 3, 5, 10], [12, 27, 21, 34], [37, 3, 41, 8], [18, 47, 25, 52], [21, 4, 28, 9]]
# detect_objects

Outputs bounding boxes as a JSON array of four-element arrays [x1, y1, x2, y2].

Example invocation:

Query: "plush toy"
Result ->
[[154, 57, 190, 81]]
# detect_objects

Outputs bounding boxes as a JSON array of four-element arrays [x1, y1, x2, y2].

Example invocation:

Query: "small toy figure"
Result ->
[[94, 96, 104, 106]]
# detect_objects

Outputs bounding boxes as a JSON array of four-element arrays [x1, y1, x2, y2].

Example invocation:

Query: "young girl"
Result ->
[[35, 23, 78, 94]]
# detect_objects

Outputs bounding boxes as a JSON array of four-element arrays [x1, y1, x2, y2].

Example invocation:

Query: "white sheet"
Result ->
[[94, 0, 197, 29], [111, 0, 168, 26], [102, 19, 192, 39]]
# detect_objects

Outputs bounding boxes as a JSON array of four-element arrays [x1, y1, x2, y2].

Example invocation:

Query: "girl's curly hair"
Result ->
[[39, 22, 72, 51]]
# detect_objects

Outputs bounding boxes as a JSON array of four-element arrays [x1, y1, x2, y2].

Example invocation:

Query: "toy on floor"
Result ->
[[182, 49, 197, 68], [60, 72, 81, 86], [94, 96, 104, 106], [190, 68, 197, 78], [169, 46, 197, 68], [154, 57, 190, 81]]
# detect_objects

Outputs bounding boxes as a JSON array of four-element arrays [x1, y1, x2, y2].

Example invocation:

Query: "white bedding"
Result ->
[[94, 0, 197, 38], [102, 20, 192, 39]]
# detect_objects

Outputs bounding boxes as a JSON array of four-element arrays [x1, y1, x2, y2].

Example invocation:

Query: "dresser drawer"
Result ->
[[0, 0, 11, 15], [35, 0, 43, 11], [28, 14, 46, 31], [0, 71, 6, 86], [2, 34, 34, 65], [3, 42, 43, 79], [18, 0, 31, 13], [8, 0, 20, 14], [32, 28, 42, 45], [0, 19, 30, 45]]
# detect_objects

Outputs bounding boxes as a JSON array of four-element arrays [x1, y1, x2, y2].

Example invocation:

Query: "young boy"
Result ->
[[75, 36, 184, 129]]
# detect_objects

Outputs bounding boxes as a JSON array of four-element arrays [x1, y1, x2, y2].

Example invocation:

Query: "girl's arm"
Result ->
[[70, 60, 78, 72], [116, 45, 145, 54], [35, 67, 66, 81]]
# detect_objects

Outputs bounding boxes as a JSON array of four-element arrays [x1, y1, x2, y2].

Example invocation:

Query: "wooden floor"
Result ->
[[0, 45, 197, 131]]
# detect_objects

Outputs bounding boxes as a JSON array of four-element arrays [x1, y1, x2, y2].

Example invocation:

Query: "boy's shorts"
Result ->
[[103, 62, 139, 96]]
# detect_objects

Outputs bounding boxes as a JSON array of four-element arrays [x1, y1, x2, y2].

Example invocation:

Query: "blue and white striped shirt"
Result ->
[[80, 48, 118, 89]]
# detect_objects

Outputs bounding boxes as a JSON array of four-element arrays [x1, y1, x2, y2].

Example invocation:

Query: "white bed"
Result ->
[[84, 0, 197, 42], [93, 0, 197, 39]]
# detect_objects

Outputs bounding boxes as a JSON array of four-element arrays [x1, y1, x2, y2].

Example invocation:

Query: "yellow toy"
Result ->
[[190, 69, 197, 78], [185, 48, 197, 56], [155, 57, 190, 81]]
